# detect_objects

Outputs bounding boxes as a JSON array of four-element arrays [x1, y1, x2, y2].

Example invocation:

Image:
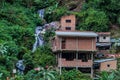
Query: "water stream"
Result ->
[[38, 9, 45, 19], [32, 9, 60, 52], [32, 26, 44, 52], [32, 9, 45, 52]]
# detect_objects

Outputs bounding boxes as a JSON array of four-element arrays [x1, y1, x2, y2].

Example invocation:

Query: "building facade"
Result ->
[[94, 58, 117, 71], [96, 32, 111, 50], [96, 32, 111, 57], [52, 15, 98, 76]]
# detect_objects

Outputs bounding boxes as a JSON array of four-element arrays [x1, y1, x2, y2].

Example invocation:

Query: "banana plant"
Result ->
[[0, 44, 7, 56], [98, 71, 115, 80], [25, 66, 56, 80], [0, 73, 3, 80]]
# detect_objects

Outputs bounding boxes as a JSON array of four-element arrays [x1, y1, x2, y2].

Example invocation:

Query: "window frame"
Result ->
[[65, 27, 71, 30], [66, 19, 71, 23]]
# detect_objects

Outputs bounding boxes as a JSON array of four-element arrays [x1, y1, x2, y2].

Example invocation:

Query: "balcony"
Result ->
[[58, 58, 92, 67]]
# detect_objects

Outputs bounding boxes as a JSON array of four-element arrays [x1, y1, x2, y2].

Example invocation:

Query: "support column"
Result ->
[[76, 52, 78, 70], [59, 37, 62, 75], [76, 37, 78, 70], [91, 53, 93, 78], [60, 52, 62, 75]]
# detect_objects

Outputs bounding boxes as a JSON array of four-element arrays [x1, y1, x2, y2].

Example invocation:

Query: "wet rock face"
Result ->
[[44, 21, 60, 30], [16, 60, 25, 74], [58, 0, 85, 11]]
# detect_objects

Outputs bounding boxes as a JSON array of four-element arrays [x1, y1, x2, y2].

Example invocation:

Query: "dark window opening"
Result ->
[[93, 63, 100, 69], [78, 53, 91, 62], [97, 46, 110, 50], [97, 37, 99, 42], [107, 64, 110, 67], [62, 53, 75, 61], [78, 68, 91, 73], [66, 20, 71, 23], [64, 67, 75, 71], [62, 38, 66, 49], [66, 27, 71, 30], [103, 36, 106, 39]]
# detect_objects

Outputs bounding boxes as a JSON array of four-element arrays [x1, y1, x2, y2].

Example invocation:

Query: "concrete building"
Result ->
[[96, 32, 111, 57], [94, 58, 117, 71], [96, 32, 111, 50], [52, 15, 98, 77]]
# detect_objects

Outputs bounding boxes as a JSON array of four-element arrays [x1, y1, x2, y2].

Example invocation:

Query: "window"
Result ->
[[78, 53, 89, 62], [66, 20, 71, 23], [103, 36, 106, 39], [62, 53, 75, 61], [107, 64, 110, 67], [97, 37, 99, 42], [66, 27, 71, 30]]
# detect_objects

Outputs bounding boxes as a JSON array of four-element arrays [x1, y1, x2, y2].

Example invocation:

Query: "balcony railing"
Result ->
[[58, 58, 92, 67]]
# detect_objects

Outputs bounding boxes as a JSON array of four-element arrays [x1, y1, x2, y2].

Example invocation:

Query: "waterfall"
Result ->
[[32, 9, 45, 52], [32, 9, 60, 52], [38, 9, 45, 19], [32, 26, 44, 52]]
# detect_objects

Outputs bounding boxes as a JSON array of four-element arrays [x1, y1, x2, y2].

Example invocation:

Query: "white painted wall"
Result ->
[[99, 36, 110, 42]]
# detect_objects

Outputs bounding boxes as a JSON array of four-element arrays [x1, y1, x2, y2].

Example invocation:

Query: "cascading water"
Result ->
[[32, 9, 45, 52], [38, 9, 45, 19], [32, 26, 44, 52], [32, 9, 60, 52]]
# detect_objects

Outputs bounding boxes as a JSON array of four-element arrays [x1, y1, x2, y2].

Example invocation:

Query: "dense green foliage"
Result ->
[[24, 67, 56, 80], [76, 8, 109, 32], [8, 69, 91, 80], [59, 69, 92, 80], [79, 0, 120, 31], [0, 0, 56, 79], [97, 70, 120, 80], [98, 71, 115, 80]]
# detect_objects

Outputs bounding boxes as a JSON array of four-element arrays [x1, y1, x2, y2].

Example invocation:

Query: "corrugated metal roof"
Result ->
[[96, 43, 111, 46], [56, 31, 98, 37], [94, 58, 116, 63]]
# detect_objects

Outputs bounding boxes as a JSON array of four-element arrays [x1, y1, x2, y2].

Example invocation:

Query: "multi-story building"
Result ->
[[52, 15, 98, 77]]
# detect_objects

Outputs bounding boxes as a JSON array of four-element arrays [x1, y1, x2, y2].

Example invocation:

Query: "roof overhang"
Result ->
[[96, 43, 111, 47], [53, 49, 97, 53], [55, 31, 98, 37], [94, 58, 116, 63]]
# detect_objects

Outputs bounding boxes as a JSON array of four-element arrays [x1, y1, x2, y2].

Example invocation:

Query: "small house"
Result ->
[[94, 58, 117, 71], [96, 32, 111, 50]]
